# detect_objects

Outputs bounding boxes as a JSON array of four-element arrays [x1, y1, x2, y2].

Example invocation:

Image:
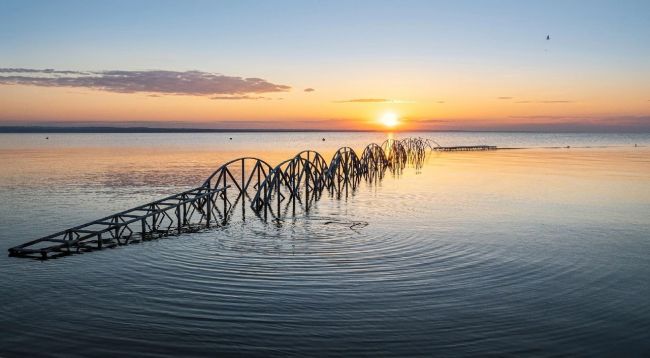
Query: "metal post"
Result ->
[[263, 180, 268, 221], [222, 169, 228, 223], [276, 174, 281, 219], [206, 182, 212, 228], [242, 159, 246, 218], [176, 206, 182, 234]]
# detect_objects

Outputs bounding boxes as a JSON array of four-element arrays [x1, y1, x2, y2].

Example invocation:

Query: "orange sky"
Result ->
[[1, 80, 648, 131]]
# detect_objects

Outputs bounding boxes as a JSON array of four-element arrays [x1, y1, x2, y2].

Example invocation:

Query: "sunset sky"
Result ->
[[1, 0, 649, 131]]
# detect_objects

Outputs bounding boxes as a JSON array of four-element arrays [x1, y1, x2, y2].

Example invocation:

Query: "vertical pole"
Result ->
[[176, 206, 182, 234], [182, 201, 187, 226], [276, 174, 281, 219], [242, 159, 246, 218], [141, 218, 146, 240], [292, 164, 296, 215], [305, 160, 310, 211], [114, 218, 119, 244], [345, 153, 349, 197], [263, 182, 267, 220], [97, 233, 102, 249], [222, 173, 227, 224], [206, 182, 212, 228]]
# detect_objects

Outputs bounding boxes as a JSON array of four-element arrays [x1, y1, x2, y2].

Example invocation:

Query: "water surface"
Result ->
[[1, 132, 649, 357]]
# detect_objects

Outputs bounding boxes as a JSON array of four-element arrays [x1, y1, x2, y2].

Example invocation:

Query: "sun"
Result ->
[[379, 112, 399, 128]]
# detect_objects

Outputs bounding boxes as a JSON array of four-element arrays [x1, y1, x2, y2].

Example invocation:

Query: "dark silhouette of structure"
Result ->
[[8, 138, 496, 259]]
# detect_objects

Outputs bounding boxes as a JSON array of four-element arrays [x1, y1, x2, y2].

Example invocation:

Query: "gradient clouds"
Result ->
[[0, 69, 291, 97]]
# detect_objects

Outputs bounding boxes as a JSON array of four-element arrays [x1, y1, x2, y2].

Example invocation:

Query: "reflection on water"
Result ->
[[0, 132, 649, 356]]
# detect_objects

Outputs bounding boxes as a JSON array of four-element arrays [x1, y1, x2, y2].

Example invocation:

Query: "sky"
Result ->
[[0, 0, 649, 131]]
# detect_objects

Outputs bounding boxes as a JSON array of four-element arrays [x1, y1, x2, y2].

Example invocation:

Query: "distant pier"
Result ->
[[434, 145, 497, 151]]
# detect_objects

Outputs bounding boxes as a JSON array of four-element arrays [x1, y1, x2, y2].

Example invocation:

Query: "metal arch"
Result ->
[[327, 146, 362, 195], [249, 139, 437, 219], [292, 150, 331, 189], [381, 139, 408, 171], [398, 137, 429, 169], [203, 157, 273, 187], [251, 146, 367, 219], [360, 143, 389, 179], [251, 154, 329, 219]]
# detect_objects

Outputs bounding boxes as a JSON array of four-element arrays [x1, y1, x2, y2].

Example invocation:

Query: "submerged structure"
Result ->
[[8, 138, 495, 259]]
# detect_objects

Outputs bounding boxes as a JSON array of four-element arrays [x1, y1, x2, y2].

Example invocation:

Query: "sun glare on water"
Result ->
[[379, 112, 399, 128]]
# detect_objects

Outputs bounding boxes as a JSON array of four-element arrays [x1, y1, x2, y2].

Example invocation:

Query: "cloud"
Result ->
[[211, 95, 268, 100], [516, 99, 574, 104], [335, 98, 414, 103], [0, 68, 291, 96], [304, 88, 315, 92], [0, 68, 87, 75], [497, 96, 513, 100]]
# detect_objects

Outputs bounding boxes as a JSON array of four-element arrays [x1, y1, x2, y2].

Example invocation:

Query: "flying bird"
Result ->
[[546, 35, 550, 40]]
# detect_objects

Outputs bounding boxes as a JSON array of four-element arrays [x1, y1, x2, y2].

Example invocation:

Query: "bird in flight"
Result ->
[[546, 35, 550, 40]]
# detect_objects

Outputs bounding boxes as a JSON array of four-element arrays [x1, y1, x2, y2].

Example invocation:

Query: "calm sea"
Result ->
[[1, 132, 649, 357]]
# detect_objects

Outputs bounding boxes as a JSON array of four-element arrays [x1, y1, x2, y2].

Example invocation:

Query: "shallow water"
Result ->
[[1, 132, 649, 357]]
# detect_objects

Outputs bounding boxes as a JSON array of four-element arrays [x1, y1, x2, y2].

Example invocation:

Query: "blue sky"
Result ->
[[1, 0, 649, 130]]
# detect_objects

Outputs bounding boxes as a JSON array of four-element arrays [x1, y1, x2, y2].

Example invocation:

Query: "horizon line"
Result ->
[[0, 125, 648, 134]]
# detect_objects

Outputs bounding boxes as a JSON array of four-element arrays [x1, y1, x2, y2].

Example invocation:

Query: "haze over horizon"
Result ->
[[1, 0, 649, 131]]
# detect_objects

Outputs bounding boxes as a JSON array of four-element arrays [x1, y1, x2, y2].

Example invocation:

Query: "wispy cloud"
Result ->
[[516, 99, 574, 104], [211, 95, 268, 100], [0, 68, 291, 97], [497, 96, 513, 100], [0, 68, 88, 75], [334, 98, 414, 103], [304, 88, 315, 92]]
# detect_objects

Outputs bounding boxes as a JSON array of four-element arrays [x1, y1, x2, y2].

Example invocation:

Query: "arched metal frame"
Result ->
[[8, 137, 444, 259], [248, 137, 432, 220]]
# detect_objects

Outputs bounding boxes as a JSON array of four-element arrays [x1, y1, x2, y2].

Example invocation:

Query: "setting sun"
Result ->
[[379, 112, 399, 128]]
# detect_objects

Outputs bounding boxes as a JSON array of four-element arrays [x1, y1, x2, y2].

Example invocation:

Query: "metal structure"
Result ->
[[8, 137, 497, 259], [8, 186, 228, 259]]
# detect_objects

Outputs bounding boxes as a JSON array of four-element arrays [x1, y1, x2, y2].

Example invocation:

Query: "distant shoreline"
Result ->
[[0, 126, 648, 134], [0, 126, 359, 133]]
